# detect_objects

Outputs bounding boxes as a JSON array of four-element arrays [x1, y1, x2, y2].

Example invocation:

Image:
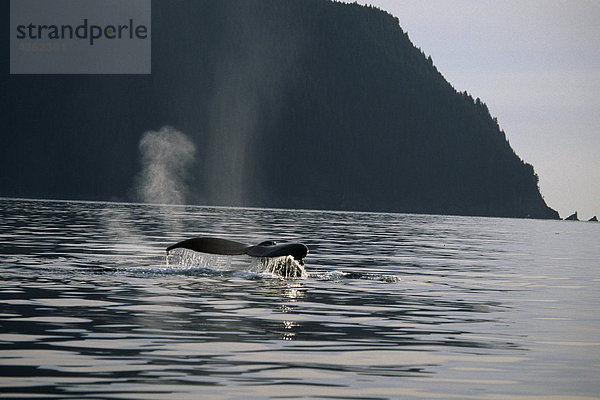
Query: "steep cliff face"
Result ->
[[1, 0, 559, 219]]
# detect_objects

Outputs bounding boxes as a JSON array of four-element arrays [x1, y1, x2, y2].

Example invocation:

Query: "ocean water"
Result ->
[[1, 198, 599, 399]]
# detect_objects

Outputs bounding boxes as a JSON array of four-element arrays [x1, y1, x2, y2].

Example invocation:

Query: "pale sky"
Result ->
[[353, 0, 600, 219]]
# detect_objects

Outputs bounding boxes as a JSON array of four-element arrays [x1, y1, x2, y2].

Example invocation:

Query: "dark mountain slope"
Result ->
[[1, 0, 559, 218]]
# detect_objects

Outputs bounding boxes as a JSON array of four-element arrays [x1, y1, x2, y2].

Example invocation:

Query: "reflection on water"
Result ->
[[1, 198, 599, 399]]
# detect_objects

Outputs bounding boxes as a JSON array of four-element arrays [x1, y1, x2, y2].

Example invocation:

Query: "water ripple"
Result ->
[[1, 198, 599, 399]]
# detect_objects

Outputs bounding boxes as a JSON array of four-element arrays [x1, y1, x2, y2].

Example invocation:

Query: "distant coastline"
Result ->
[[2, 0, 559, 219]]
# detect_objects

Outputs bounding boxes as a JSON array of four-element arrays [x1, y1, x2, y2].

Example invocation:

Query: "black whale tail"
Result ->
[[166, 237, 309, 264], [166, 237, 251, 255]]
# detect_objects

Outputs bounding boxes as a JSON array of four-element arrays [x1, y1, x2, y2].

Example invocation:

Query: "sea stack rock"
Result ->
[[588, 216, 598, 222], [565, 212, 578, 221]]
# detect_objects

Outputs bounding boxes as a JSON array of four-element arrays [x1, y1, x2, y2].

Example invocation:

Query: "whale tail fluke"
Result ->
[[166, 237, 251, 255], [166, 237, 309, 265]]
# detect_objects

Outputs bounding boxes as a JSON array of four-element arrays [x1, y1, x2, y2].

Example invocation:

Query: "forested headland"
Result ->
[[1, 0, 560, 219]]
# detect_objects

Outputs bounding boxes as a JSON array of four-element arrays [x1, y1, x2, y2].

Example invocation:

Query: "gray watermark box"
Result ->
[[10, 0, 151, 74]]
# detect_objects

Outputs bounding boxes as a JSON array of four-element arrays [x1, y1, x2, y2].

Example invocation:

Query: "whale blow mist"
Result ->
[[134, 126, 196, 205]]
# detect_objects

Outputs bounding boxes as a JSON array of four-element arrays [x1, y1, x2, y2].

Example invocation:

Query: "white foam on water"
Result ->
[[249, 256, 308, 279]]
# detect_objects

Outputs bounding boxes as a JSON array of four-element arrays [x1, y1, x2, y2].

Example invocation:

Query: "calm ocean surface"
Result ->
[[1, 198, 599, 399]]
